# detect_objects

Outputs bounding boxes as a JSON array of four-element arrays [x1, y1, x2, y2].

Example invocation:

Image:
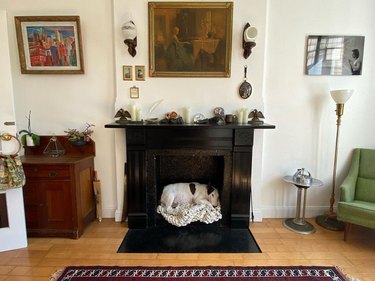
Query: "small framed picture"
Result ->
[[123, 65, 132, 80], [135, 65, 145, 81], [130, 86, 139, 99]]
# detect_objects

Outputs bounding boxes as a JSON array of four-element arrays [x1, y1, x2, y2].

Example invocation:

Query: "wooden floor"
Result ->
[[0, 218, 374, 281]]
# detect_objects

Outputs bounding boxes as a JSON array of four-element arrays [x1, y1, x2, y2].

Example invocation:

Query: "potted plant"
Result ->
[[65, 123, 95, 146], [19, 110, 40, 147]]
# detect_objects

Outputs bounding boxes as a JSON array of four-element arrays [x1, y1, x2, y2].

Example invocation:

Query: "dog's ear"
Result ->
[[189, 183, 196, 195], [207, 183, 215, 195]]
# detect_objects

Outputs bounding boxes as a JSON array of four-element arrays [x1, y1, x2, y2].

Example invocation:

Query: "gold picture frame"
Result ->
[[123, 65, 133, 80], [148, 2, 233, 77], [15, 16, 84, 74], [130, 86, 139, 99], [135, 65, 145, 81]]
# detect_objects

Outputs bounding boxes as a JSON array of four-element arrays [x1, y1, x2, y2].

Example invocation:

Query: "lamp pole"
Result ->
[[316, 90, 353, 231], [328, 103, 343, 217]]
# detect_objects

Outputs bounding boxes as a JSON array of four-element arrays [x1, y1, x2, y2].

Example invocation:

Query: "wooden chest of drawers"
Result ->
[[21, 136, 96, 239]]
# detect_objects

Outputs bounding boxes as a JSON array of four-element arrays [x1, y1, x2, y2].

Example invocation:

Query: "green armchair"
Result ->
[[337, 148, 375, 241]]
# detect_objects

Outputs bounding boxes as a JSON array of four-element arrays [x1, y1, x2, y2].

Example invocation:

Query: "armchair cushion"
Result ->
[[338, 200, 375, 229]]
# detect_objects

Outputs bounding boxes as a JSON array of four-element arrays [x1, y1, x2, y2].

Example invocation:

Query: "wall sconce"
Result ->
[[316, 89, 354, 231], [122, 20, 137, 57], [242, 23, 257, 59]]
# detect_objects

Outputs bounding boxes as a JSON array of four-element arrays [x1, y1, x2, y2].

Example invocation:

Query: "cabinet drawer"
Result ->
[[23, 165, 71, 180]]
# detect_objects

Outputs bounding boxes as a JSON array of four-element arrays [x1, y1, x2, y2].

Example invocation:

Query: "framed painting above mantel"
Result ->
[[15, 16, 84, 74], [148, 2, 233, 78]]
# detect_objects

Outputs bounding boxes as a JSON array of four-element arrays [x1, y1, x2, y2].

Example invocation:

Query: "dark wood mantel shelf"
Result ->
[[105, 122, 275, 129], [105, 122, 275, 229]]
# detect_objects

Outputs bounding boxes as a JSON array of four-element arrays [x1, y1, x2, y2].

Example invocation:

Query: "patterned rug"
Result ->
[[50, 266, 352, 280]]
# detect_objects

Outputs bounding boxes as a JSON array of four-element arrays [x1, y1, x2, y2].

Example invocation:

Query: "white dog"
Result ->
[[160, 182, 220, 209]]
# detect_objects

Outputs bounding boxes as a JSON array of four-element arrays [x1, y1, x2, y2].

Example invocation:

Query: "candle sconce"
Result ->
[[243, 23, 257, 59], [122, 20, 137, 57]]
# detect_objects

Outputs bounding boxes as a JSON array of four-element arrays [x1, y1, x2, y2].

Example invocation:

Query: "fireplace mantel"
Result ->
[[105, 122, 275, 229]]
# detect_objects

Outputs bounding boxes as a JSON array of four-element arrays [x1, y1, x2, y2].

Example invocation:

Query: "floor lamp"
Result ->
[[316, 89, 354, 231]]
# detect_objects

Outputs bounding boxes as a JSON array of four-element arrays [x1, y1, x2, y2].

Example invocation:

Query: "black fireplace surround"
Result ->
[[105, 122, 275, 229]]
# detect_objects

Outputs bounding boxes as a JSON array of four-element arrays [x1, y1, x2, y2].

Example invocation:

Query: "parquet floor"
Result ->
[[0, 218, 374, 281]]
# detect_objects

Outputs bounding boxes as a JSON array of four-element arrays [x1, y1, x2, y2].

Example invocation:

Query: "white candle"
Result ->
[[238, 110, 243, 125], [136, 109, 142, 121], [184, 107, 191, 124], [243, 109, 249, 124], [131, 104, 137, 121]]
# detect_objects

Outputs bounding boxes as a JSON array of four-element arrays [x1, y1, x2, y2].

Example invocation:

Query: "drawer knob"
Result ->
[[48, 172, 57, 177]]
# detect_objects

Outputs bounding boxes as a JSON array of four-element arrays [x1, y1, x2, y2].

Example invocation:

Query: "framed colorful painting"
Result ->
[[148, 2, 233, 77], [15, 16, 84, 74]]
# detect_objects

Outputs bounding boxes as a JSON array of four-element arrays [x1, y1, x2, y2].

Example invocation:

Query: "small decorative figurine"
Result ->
[[248, 109, 265, 124], [114, 108, 132, 124], [160, 111, 183, 124]]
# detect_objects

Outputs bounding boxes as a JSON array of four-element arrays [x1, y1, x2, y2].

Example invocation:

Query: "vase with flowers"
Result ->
[[64, 123, 95, 146]]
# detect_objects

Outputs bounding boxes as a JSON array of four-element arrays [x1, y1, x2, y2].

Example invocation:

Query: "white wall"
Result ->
[[1, 0, 374, 221], [112, 0, 269, 221], [0, 0, 117, 218], [263, 0, 375, 218]]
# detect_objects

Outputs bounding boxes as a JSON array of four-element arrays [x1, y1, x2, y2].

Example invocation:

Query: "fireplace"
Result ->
[[105, 123, 275, 229], [149, 150, 231, 227]]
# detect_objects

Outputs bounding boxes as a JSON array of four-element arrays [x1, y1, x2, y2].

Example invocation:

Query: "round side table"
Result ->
[[282, 176, 323, 234]]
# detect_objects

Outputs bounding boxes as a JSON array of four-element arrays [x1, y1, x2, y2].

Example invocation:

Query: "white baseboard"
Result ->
[[259, 206, 334, 220], [101, 207, 117, 220]]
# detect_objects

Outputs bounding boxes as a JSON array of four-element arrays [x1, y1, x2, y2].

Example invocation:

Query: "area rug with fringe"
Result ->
[[50, 266, 352, 281]]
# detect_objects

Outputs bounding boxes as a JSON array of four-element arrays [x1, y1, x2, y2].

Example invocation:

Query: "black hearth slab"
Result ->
[[117, 225, 261, 253]]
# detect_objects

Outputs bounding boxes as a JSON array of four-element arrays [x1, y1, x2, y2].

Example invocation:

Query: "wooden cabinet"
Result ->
[[22, 136, 96, 239]]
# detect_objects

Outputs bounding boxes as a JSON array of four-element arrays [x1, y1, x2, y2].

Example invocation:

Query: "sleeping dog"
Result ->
[[160, 182, 220, 209]]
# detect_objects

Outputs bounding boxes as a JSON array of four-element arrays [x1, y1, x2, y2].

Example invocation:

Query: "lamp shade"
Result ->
[[330, 89, 354, 104]]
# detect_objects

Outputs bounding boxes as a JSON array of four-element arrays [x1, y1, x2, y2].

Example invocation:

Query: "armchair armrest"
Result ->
[[340, 149, 360, 202], [340, 175, 356, 202]]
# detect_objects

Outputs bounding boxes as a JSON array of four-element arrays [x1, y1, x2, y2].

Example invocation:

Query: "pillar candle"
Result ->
[[238, 110, 243, 125], [243, 109, 249, 124], [136, 109, 142, 122], [131, 104, 137, 121], [184, 107, 191, 124]]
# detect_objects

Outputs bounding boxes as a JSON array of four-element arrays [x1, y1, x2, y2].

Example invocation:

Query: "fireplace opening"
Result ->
[[146, 150, 232, 228]]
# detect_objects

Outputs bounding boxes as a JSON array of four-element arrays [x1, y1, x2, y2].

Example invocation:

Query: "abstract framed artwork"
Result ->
[[148, 2, 233, 77], [15, 16, 84, 74], [305, 35, 365, 76]]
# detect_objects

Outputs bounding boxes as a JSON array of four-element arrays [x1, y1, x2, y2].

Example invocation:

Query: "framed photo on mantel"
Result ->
[[305, 35, 365, 76], [15, 16, 84, 74], [148, 2, 233, 78]]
